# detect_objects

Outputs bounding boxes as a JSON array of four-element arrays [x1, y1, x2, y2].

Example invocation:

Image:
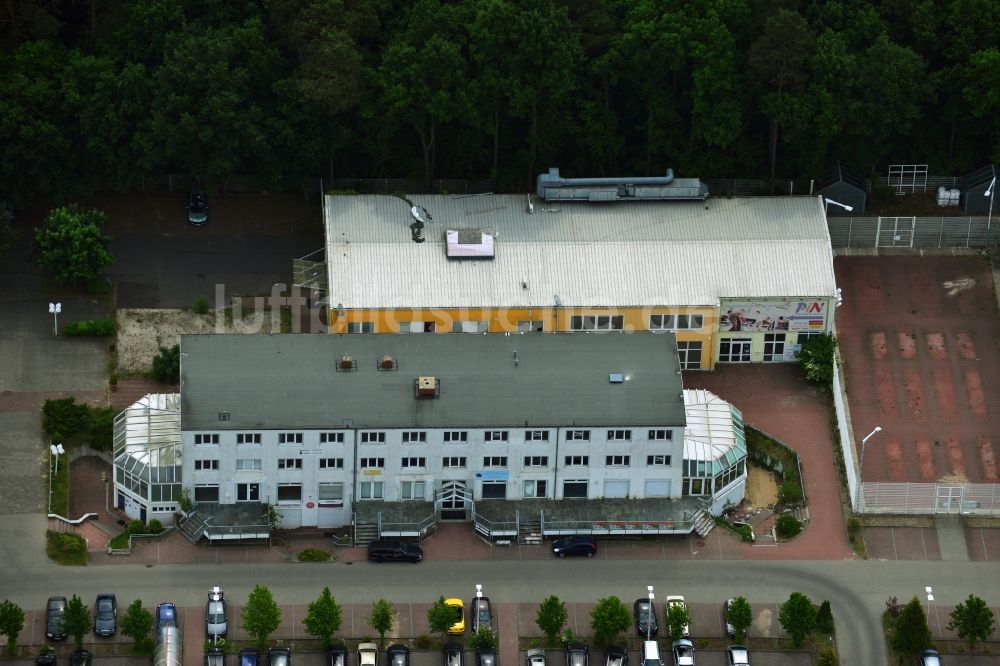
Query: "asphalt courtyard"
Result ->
[[834, 256, 1000, 484]]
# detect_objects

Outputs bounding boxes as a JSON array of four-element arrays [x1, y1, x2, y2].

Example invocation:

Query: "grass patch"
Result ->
[[296, 548, 332, 562], [46, 531, 87, 565], [108, 532, 130, 550], [715, 516, 754, 542], [49, 455, 70, 516]]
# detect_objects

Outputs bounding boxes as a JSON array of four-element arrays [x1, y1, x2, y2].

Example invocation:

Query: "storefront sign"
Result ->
[[720, 299, 828, 332]]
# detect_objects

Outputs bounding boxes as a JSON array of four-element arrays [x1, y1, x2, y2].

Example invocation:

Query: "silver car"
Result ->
[[206, 587, 227, 638]]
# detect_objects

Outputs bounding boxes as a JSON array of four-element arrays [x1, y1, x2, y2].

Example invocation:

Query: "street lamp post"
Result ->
[[646, 585, 654, 642], [824, 197, 854, 216], [985, 175, 995, 237], [856, 426, 882, 508], [48, 443, 65, 514], [48, 302, 62, 336]]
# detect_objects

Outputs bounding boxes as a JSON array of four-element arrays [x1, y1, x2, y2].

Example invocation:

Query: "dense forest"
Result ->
[[1, 0, 998, 207]]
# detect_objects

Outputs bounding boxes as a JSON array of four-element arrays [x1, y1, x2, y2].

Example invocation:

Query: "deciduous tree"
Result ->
[[368, 599, 396, 646], [727, 597, 752, 643], [589, 596, 630, 646], [947, 594, 995, 648], [33, 205, 114, 286], [63, 595, 92, 650], [890, 597, 931, 659], [304, 587, 343, 649], [0, 600, 25, 655], [535, 595, 567, 644], [779, 592, 816, 648], [120, 599, 153, 653], [242, 585, 281, 650], [426, 597, 460, 643]]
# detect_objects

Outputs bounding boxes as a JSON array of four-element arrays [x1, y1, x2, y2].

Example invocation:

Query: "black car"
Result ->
[[476, 648, 497, 666], [268, 646, 291, 666], [387, 644, 410, 666], [368, 540, 423, 562], [206, 646, 226, 666], [239, 648, 260, 666], [45, 596, 67, 641], [188, 186, 208, 226], [69, 650, 92, 666], [551, 535, 597, 558], [443, 640, 465, 666], [326, 644, 348, 666], [566, 642, 589, 666], [35, 649, 57, 665], [471, 596, 492, 632], [94, 593, 117, 636], [604, 646, 628, 666], [633, 598, 658, 637]]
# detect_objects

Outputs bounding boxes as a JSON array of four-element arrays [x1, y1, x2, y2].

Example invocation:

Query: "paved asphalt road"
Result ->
[[2, 558, 998, 665]]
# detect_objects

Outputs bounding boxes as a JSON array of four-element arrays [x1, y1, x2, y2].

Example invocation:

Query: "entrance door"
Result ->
[[439, 480, 470, 520], [718, 338, 752, 363]]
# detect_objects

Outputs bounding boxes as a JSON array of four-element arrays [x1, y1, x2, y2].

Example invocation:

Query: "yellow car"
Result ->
[[445, 598, 465, 635]]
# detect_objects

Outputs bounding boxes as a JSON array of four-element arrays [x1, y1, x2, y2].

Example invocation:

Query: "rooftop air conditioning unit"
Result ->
[[381, 355, 395, 370], [339, 355, 353, 370], [416, 376, 438, 397]]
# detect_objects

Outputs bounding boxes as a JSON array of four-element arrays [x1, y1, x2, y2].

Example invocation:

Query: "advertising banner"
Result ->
[[720, 299, 828, 332]]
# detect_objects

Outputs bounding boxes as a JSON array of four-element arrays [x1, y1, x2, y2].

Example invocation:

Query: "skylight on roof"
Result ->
[[446, 229, 495, 259]]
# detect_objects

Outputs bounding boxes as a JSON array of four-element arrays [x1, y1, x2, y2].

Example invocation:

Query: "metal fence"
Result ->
[[858, 483, 1000, 514], [832, 356, 861, 511], [828, 216, 997, 248]]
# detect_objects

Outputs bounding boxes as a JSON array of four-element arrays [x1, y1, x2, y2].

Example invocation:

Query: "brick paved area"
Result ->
[[834, 256, 1000, 483], [862, 527, 942, 561], [684, 364, 855, 560], [966, 527, 1000, 561]]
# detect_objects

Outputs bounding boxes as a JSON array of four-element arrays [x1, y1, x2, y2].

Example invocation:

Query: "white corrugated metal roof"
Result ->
[[324, 194, 836, 309]]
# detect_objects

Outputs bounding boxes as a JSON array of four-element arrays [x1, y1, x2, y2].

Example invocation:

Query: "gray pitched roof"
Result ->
[[180, 332, 685, 430]]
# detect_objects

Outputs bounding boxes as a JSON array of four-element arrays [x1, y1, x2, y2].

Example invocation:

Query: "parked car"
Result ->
[[446, 598, 466, 634], [726, 645, 750, 666], [387, 644, 410, 666], [525, 648, 547, 666], [604, 645, 628, 666], [155, 602, 179, 632], [368, 540, 423, 562], [671, 639, 695, 666], [551, 535, 597, 558], [476, 648, 497, 666], [205, 646, 226, 666], [565, 642, 589, 666], [640, 640, 661, 666], [239, 648, 260, 666], [187, 186, 208, 226], [443, 641, 465, 666], [471, 596, 492, 632], [917, 649, 942, 666], [69, 650, 92, 666], [633, 598, 658, 637], [45, 597, 67, 641], [358, 642, 378, 666], [35, 650, 56, 666], [326, 644, 348, 666], [93, 593, 117, 636], [665, 596, 689, 637], [268, 646, 291, 666], [724, 599, 736, 638], [206, 587, 228, 637]]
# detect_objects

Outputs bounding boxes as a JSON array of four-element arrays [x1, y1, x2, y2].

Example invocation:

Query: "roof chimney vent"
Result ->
[[337, 355, 356, 371], [415, 376, 439, 398], [380, 355, 396, 370]]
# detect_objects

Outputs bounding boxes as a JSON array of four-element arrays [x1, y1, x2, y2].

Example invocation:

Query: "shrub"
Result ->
[[147, 519, 163, 534], [815, 645, 838, 666], [42, 397, 88, 442], [193, 296, 210, 314], [63, 317, 116, 337], [46, 531, 87, 565], [798, 333, 837, 391], [151, 344, 180, 384], [816, 600, 835, 634], [415, 634, 431, 649], [297, 548, 331, 562], [775, 514, 803, 539], [127, 520, 146, 535], [778, 478, 804, 504]]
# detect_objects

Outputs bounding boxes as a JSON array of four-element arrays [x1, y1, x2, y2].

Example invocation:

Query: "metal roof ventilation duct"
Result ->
[[536, 167, 708, 202]]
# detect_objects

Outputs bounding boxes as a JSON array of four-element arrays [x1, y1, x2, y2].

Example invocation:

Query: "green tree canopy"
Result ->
[[242, 585, 281, 650], [426, 596, 460, 642], [63, 595, 92, 650], [666, 600, 693, 642], [589, 596, 631, 646], [0, 599, 26, 655], [120, 599, 152, 651], [33, 205, 114, 286], [535, 595, 567, 644], [727, 597, 752, 643], [303, 587, 343, 649], [947, 594, 996, 648], [368, 599, 396, 646], [779, 592, 817, 648], [890, 597, 931, 659]]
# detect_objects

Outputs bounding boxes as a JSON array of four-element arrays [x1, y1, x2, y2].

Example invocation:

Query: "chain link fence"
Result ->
[[828, 216, 997, 248], [858, 482, 1000, 514]]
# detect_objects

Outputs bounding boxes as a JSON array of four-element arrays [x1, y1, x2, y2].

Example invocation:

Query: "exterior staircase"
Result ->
[[178, 509, 208, 544], [353, 521, 379, 547], [518, 518, 543, 545], [692, 509, 716, 538]]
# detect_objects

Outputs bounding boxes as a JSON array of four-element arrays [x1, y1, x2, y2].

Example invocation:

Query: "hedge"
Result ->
[[63, 317, 116, 337]]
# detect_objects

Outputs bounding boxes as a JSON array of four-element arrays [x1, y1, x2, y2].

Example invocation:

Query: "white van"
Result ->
[[642, 640, 662, 666]]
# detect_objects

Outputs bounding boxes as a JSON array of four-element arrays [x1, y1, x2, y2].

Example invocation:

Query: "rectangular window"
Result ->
[[236, 482, 260, 502], [481, 481, 507, 499], [347, 322, 374, 333], [194, 459, 219, 471], [563, 480, 588, 498], [523, 456, 549, 467], [607, 429, 632, 441], [278, 432, 303, 445], [650, 314, 704, 330], [359, 481, 384, 499], [483, 456, 508, 467], [763, 333, 786, 362], [718, 337, 752, 363], [320, 432, 345, 444], [401, 457, 426, 468], [648, 429, 673, 441], [319, 458, 344, 469], [525, 430, 549, 441], [676, 314, 704, 330], [517, 320, 544, 332], [606, 455, 631, 466], [442, 456, 467, 468], [402, 431, 427, 444], [359, 457, 385, 469], [401, 480, 426, 500], [444, 431, 468, 443], [677, 341, 703, 370], [564, 455, 589, 466], [194, 433, 220, 445], [649, 314, 675, 330], [235, 433, 260, 445], [798, 331, 823, 344], [485, 431, 509, 442], [318, 482, 344, 504], [361, 431, 386, 444], [277, 458, 303, 470], [194, 485, 219, 502], [570, 314, 624, 331], [453, 320, 489, 333], [523, 479, 548, 498], [276, 484, 301, 502], [647, 455, 672, 466], [566, 430, 591, 441], [398, 321, 436, 333], [235, 458, 262, 471]]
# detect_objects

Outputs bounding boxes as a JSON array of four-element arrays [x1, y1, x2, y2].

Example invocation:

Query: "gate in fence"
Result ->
[[875, 217, 915, 247]]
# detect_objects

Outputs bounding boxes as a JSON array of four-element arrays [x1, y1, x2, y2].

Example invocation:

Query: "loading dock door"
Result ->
[[604, 479, 630, 498]]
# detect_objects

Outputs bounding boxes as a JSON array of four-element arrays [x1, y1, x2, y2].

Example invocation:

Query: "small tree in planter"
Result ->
[[890, 597, 931, 660], [947, 594, 995, 649], [727, 597, 752, 643], [469, 626, 498, 650], [368, 599, 396, 646], [121, 599, 153, 653], [779, 592, 816, 648], [304, 587, 343, 650], [242, 585, 281, 651], [590, 596, 630, 646], [427, 597, 460, 644], [63, 595, 92, 650], [0, 599, 25, 655], [535, 595, 567, 646]]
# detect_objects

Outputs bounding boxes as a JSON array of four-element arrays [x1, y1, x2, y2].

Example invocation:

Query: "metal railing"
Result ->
[[107, 527, 174, 555], [858, 483, 1000, 514], [828, 216, 996, 248], [204, 524, 270, 541], [472, 510, 518, 539], [379, 512, 438, 539], [539, 514, 695, 536]]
